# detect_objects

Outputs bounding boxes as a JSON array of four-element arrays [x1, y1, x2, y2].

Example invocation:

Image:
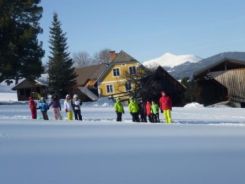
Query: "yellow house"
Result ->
[[98, 50, 145, 99]]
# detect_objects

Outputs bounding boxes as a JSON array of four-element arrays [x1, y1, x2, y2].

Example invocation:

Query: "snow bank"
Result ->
[[184, 102, 204, 108], [83, 97, 114, 107]]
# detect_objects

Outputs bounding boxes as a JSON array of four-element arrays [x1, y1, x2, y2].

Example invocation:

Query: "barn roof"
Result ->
[[139, 66, 186, 106], [12, 79, 47, 90], [12, 74, 48, 90], [141, 66, 186, 91], [75, 63, 108, 86], [194, 58, 245, 78], [112, 50, 138, 63]]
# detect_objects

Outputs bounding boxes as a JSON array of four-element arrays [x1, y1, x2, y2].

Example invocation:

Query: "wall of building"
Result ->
[[98, 62, 139, 97], [214, 68, 245, 102]]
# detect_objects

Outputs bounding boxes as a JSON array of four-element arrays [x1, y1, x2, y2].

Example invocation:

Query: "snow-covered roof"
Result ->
[[0, 79, 25, 93], [12, 74, 49, 90], [194, 58, 245, 78]]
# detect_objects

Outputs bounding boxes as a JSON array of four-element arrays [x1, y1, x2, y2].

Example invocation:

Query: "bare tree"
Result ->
[[73, 51, 92, 67], [93, 49, 111, 64], [114, 65, 150, 99]]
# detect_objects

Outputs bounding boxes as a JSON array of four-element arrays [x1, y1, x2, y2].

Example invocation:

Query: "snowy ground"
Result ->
[[0, 93, 18, 104], [0, 104, 245, 184], [0, 81, 18, 103]]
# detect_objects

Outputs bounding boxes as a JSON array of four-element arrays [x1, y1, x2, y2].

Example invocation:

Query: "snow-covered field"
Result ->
[[0, 81, 18, 103], [1, 103, 245, 184], [0, 92, 17, 103]]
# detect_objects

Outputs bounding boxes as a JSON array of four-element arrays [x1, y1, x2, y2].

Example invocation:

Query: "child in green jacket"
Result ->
[[128, 98, 140, 122], [151, 101, 160, 123], [114, 98, 124, 121]]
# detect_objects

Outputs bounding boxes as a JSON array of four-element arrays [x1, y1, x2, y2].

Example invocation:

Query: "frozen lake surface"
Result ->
[[0, 104, 245, 184]]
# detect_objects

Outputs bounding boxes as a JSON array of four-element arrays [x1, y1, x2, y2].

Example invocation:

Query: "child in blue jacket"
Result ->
[[37, 97, 49, 120]]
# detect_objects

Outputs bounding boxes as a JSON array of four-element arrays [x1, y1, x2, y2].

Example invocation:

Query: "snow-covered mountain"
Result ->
[[144, 52, 202, 68]]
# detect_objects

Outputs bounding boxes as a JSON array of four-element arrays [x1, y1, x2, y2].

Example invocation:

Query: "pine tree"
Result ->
[[0, 0, 44, 83], [48, 13, 77, 98]]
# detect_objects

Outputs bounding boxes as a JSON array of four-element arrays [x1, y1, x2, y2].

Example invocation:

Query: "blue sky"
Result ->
[[39, 0, 245, 62]]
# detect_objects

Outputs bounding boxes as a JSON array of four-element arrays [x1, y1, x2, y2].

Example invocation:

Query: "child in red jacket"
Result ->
[[28, 97, 37, 119], [159, 91, 172, 124], [145, 101, 153, 122]]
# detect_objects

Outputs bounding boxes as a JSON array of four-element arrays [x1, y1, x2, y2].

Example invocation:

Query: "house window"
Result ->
[[113, 68, 120, 76], [125, 81, 132, 91], [129, 66, 136, 75], [106, 84, 113, 93]]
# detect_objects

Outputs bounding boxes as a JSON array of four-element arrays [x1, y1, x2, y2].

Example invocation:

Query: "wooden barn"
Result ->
[[139, 66, 186, 106], [193, 58, 245, 106], [12, 79, 48, 101]]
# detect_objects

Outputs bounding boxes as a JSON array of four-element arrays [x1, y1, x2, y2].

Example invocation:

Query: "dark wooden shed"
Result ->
[[12, 79, 48, 101], [139, 66, 186, 106]]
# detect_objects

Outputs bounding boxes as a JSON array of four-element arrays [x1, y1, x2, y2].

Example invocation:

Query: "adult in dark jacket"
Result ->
[[139, 101, 147, 122]]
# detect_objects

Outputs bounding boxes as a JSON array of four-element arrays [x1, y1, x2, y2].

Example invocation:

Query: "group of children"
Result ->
[[114, 91, 172, 124], [28, 91, 172, 123], [28, 94, 82, 121]]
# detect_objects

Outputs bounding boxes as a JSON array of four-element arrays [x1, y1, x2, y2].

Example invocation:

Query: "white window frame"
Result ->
[[113, 68, 120, 77], [106, 84, 114, 94], [129, 66, 136, 75]]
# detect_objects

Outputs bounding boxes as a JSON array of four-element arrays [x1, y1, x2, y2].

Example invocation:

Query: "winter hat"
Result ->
[[40, 97, 46, 103]]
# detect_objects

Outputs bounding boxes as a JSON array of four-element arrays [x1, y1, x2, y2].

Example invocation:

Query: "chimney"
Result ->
[[109, 51, 117, 62]]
